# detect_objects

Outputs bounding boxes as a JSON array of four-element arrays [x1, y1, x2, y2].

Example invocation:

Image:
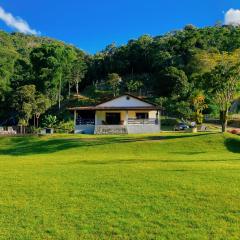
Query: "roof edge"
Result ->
[[96, 93, 157, 107], [68, 106, 162, 111]]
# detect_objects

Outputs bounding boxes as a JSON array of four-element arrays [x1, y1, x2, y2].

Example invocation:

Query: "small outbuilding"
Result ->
[[69, 94, 161, 134]]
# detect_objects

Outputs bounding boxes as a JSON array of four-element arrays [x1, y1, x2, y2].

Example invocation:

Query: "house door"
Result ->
[[106, 113, 121, 125]]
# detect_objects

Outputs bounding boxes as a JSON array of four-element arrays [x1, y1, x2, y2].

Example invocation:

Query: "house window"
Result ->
[[106, 112, 121, 125], [136, 113, 149, 119]]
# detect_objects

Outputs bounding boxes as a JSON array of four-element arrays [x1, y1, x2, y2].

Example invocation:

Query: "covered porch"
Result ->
[[70, 106, 161, 134]]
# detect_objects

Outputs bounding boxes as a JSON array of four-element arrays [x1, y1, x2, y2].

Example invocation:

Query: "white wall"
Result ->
[[97, 95, 153, 107], [95, 110, 158, 125]]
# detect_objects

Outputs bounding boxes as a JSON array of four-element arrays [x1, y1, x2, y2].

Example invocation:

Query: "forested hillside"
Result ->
[[1, 25, 240, 129]]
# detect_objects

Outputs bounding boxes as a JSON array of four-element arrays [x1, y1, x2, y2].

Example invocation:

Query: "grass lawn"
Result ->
[[0, 132, 240, 239]]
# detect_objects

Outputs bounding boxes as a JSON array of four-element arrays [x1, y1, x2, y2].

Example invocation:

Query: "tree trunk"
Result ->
[[68, 81, 71, 97], [220, 110, 228, 133], [139, 88, 142, 97], [33, 115, 36, 129], [76, 82, 79, 95], [58, 75, 62, 110]]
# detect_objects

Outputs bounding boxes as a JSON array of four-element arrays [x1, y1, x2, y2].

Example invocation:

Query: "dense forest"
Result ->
[[1, 25, 240, 132]]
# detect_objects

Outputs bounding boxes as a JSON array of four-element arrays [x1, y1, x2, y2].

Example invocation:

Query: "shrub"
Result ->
[[42, 115, 57, 128], [55, 121, 74, 133]]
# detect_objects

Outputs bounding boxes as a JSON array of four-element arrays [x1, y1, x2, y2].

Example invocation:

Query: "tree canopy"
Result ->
[[1, 25, 240, 128]]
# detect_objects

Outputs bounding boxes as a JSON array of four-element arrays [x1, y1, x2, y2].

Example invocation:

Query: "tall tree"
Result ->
[[208, 63, 240, 132], [191, 91, 208, 124], [30, 43, 77, 108], [107, 73, 121, 96], [0, 47, 18, 101], [155, 67, 189, 97], [33, 94, 51, 128], [69, 55, 87, 95], [10, 59, 32, 89], [12, 85, 36, 132], [126, 80, 143, 95]]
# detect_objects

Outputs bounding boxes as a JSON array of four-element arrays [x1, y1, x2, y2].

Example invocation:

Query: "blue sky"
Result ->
[[0, 0, 239, 53]]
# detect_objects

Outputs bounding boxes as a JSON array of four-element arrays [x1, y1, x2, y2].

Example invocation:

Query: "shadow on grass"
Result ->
[[225, 137, 240, 153], [0, 137, 97, 156], [65, 158, 240, 166], [0, 132, 217, 156], [169, 151, 206, 155], [141, 132, 216, 142]]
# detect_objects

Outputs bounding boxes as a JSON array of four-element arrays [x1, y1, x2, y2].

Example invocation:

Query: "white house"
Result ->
[[69, 94, 161, 134]]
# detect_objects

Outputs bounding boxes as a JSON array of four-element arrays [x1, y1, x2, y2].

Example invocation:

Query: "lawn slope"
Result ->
[[0, 133, 240, 240]]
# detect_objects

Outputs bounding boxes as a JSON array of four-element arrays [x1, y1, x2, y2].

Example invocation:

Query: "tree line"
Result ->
[[0, 25, 240, 132]]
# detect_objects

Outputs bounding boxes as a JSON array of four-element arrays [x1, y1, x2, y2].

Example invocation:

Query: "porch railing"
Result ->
[[128, 118, 158, 125], [76, 118, 95, 125], [76, 118, 159, 125]]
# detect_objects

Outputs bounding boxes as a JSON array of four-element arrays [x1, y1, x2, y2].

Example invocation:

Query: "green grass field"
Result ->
[[0, 132, 240, 240]]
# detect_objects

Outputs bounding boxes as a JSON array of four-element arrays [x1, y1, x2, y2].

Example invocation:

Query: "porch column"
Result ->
[[74, 110, 77, 126], [125, 111, 128, 126], [95, 111, 98, 125], [158, 110, 161, 131]]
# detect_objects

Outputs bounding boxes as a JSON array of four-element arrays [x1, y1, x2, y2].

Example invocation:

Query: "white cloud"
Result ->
[[0, 6, 39, 35], [225, 8, 240, 26]]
